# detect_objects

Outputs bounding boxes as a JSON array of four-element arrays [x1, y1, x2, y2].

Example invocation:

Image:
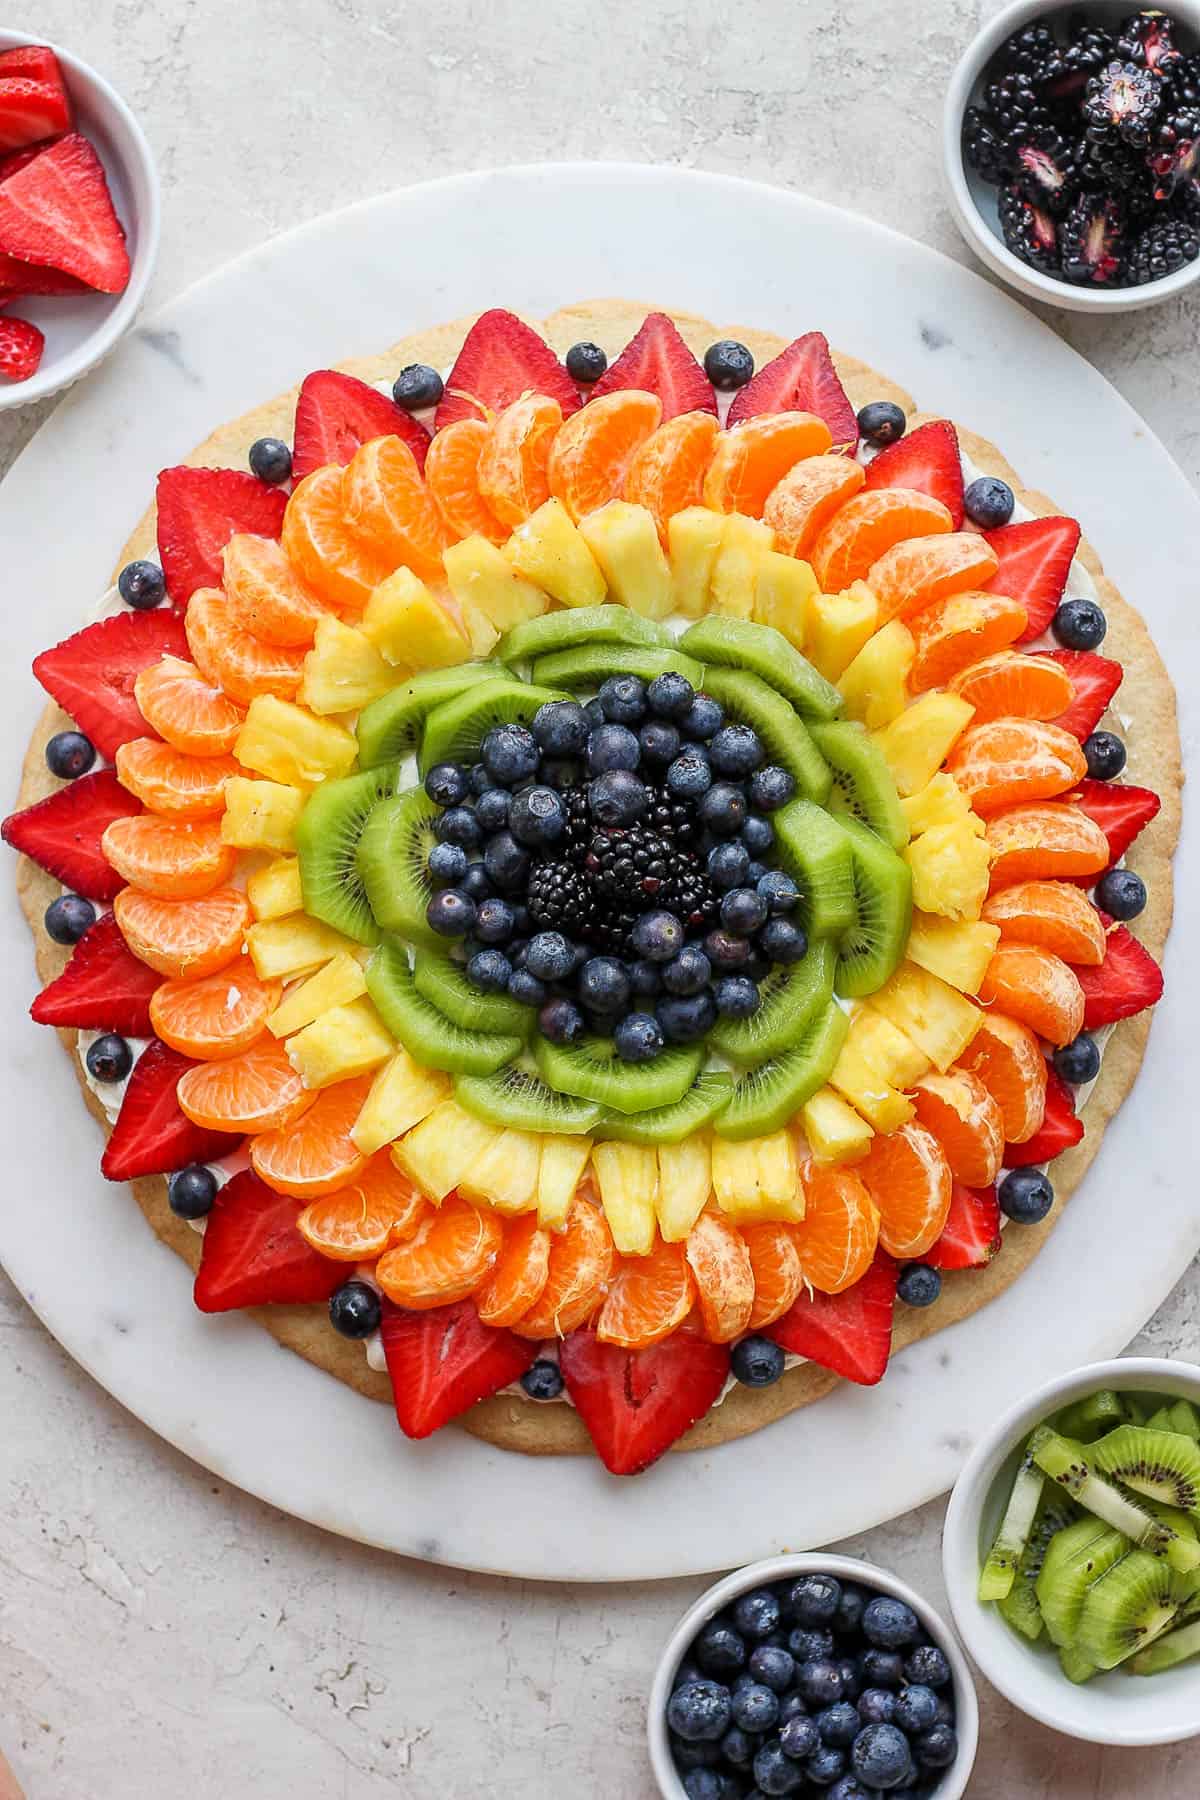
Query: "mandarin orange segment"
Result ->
[[474, 1213, 552, 1328], [113, 884, 250, 979], [981, 879, 1107, 966], [342, 433, 451, 583], [685, 1211, 755, 1343], [547, 390, 662, 523], [762, 454, 866, 559], [595, 1236, 696, 1349], [134, 655, 246, 757], [911, 1069, 1004, 1188], [985, 802, 1110, 889], [424, 418, 508, 544], [946, 718, 1088, 815], [222, 533, 330, 648], [297, 1154, 430, 1262], [249, 1074, 375, 1197], [149, 964, 281, 1061], [959, 1012, 1048, 1144], [907, 592, 1029, 693], [478, 393, 563, 527], [867, 533, 1001, 624], [810, 488, 954, 592], [374, 1196, 503, 1310], [512, 1199, 615, 1339], [792, 1163, 880, 1295], [743, 1221, 804, 1329], [948, 650, 1075, 724], [281, 465, 394, 613], [623, 411, 721, 543], [702, 412, 834, 518], [185, 587, 307, 705], [176, 1037, 318, 1134], [978, 941, 1085, 1047], [101, 814, 236, 900], [856, 1122, 952, 1260], [114, 737, 238, 820]]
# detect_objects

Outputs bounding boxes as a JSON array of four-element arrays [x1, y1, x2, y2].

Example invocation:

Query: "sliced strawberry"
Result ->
[[766, 1252, 898, 1385], [0, 312, 41, 380], [435, 308, 582, 432], [2, 769, 140, 901], [33, 608, 189, 759], [194, 1168, 341, 1311], [1074, 923, 1164, 1029], [864, 419, 964, 528], [0, 77, 72, 156], [589, 312, 716, 420], [0, 133, 129, 292], [155, 466, 287, 607], [925, 1183, 1003, 1270], [1041, 649, 1124, 739], [0, 46, 67, 85], [0, 248, 87, 294], [379, 1297, 537, 1439], [558, 1327, 730, 1477], [0, 143, 50, 183], [101, 1039, 240, 1182], [291, 368, 431, 482], [983, 515, 1082, 642], [727, 330, 858, 451], [1066, 779, 1161, 868], [30, 910, 161, 1035], [1004, 1066, 1083, 1167]]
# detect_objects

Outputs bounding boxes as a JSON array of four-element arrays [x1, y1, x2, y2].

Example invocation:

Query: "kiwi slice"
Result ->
[[498, 604, 668, 666], [678, 616, 842, 722], [700, 667, 831, 806], [833, 815, 913, 1000], [355, 787, 444, 948], [355, 663, 502, 768], [1129, 1615, 1200, 1675], [979, 1441, 1046, 1602], [294, 761, 404, 946], [1034, 1517, 1129, 1648], [1075, 1549, 1195, 1670], [1169, 1400, 1200, 1443], [998, 1489, 1079, 1643], [1055, 1390, 1129, 1444], [1060, 1646, 1101, 1684], [365, 939, 522, 1075], [411, 950, 531, 1037], [809, 720, 909, 851], [531, 643, 706, 691], [532, 1035, 703, 1115], [1032, 1430, 1200, 1574], [714, 1000, 849, 1141], [1092, 1424, 1200, 1514], [418, 677, 568, 774], [454, 1065, 601, 1134], [593, 1071, 733, 1145], [710, 939, 835, 1063], [772, 799, 857, 942]]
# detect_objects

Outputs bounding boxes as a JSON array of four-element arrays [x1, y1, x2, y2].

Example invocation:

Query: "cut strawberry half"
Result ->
[[435, 308, 582, 432], [0, 143, 51, 184], [1041, 649, 1124, 739], [558, 1327, 730, 1477], [0, 47, 64, 82], [864, 419, 964, 528], [1004, 1066, 1083, 1167], [0, 248, 88, 295], [101, 1039, 241, 1182], [0, 133, 129, 292], [291, 368, 431, 482], [33, 608, 189, 759], [194, 1167, 342, 1312], [379, 1297, 537, 1439], [983, 515, 1082, 642], [727, 330, 858, 451], [1066, 779, 1161, 868], [0, 312, 41, 380], [30, 910, 161, 1035], [766, 1252, 898, 1385], [924, 1183, 1002, 1270], [589, 312, 716, 421], [0, 77, 72, 156], [1075, 922, 1164, 1029], [2, 768, 140, 901], [155, 466, 287, 607]]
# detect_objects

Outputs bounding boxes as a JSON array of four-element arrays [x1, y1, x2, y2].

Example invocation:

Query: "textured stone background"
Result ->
[[1, 3, 1197, 1795]]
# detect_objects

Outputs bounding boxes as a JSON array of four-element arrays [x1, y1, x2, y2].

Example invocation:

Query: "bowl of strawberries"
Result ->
[[0, 31, 158, 405]]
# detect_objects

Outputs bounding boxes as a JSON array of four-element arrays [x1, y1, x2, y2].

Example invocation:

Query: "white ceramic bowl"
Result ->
[[943, 0, 1200, 313], [944, 1356, 1200, 1745], [647, 1552, 979, 1798], [0, 29, 159, 408]]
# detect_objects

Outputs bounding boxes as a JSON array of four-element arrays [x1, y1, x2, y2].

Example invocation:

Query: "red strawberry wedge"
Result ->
[[2, 769, 140, 901], [558, 1328, 730, 1477], [0, 77, 72, 156], [30, 911, 161, 1035], [194, 1169, 342, 1312], [0, 134, 129, 292], [155, 467, 288, 607], [767, 1252, 898, 1385], [864, 419, 964, 528], [379, 1298, 537, 1439], [291, 369, 431, 482], [983, 516, 1082, 642], [0, 313, 42, 381], [0, 46, 67, 83], [1075, 924, 1164, 1029], [925, 1183, 1003, 1271], [1041, 650, 1124, 739], [0, 250, 89, 297], [590, 312, 716, 420], [33, 608, 189, 759], [435, 308, 582, 432], [1005, 1067, 1083, 1168], [101, 1040, 241, 1183], [727, 330, 858, 452], [1067, 779, 1161, 868]]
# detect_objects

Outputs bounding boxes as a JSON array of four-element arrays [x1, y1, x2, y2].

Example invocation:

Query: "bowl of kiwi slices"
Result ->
[[943, 1357, 1200, 1744]]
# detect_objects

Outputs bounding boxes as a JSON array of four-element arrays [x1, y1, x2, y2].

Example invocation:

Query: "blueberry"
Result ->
[[834, 1587, 867, 1638], [657, 991, 717, 1043], [897, 1264, 942, 1308], [722, 886, 768, 936], [587, 722, 641, 773], [662, 945, 712, 995], [672, 1730, 720, 1766], [731, 1336, 786, 1387], [753, 1738, 806, 1795], [86, 1033, 133, 1083], [168, 1163, 217, 1219], [757, 871, 798, 915], [1053, 597, 1107, 650], [680, 1767, 725, 1800], [646, 669, 697, 718], [836, 1658, 861, 1702], [1052, 1032, 1100, 1084], [708, 841, 750, 890], [714, 975, 760, 1019], [778, 1713, 820, 1760], [669, 1679, 737, 1745], [741, 814, 775, 857], [598, 674, 647, 725], [578, 955, 631, 1014], [565, 340, 607, 383], [745, 861, 768, 885], [857, 400, 906, 446], [893, 1685, 938, 1734], [789, 1626, 835, 1660], [861, 1598, 919, 1651], [700, 783, 747, 837], [856, 1688, 896, 1726], [507, 968, 546, 1006], [904, 1646, 951, 1691], [710, 724, 764, 777], [427, 842, 469, 887], [913, 1723, 957, 1769], [483, 831, 530, 891], [118, 558, 166, 609], [639, 719, 681, 766], [532, 698, 590, 756], [45, 730, 95, 780], [827, 1779, 875, 1800], [859, 1650, 904, 1689], [589, 769, 648, 826], [629, 957, 663, 998], [734, 1589, 782, 1643], [614, 1011, 664, 1062], [467, 948, 512, 993], [1083, 729, 1126, 780], [632, 909, 685, 963], [851, 1722, 911, 1788], [777, 1691, 809, 1725], [791, 1575, 842, 1627], [704, 339, 755, 390], [681, 694, 724, 740], [797, 1659, 844, 1706], [472, 896, 513, 944], [697, 1620, 748, 1677], [704, 928, 752, 970], [469, 763, 495, 797], [584, 697, 606, 729], [963, 474, 1015, 528], [539, 996, 585, 1045], [539, 757, 581, 791], [425, 888, 476, 937], [668, 749, 715, 800], [719, 1724, 758, 1769], [425, 761, 469, 806], [747, 1646, 793, 1694], [1095, 867, 1147, 920], [747, 764, 795, 812], [733, 1681, 780, 1733], [804, 1744, 846, 1787], [934, 1694, 955, 1727], [526, 931, 576, 981], [327, 1279, 381, 1338], [509, 785, 566, 848], [815, 1702, 860, 1749], [461, 863, 496, 903], [999, 1167, 1053, 1224], [43, 893, 95, 945], [248, 435, 293, 484], [482, 722, 539, 785], [474, 787, 511, 834], [760, 918, 807, 964], [435, 805, 481, 849], [520, 1358, 564, 1400], [392, 363, 444, 409]]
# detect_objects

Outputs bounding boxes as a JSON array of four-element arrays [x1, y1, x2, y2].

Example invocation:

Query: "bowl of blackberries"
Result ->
[[944, 2, 1200, 309], [647, 1554, 979, 1799]]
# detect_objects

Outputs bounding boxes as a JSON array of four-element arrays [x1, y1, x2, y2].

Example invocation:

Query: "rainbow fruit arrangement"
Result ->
[[3, 309, 1167, 1476]]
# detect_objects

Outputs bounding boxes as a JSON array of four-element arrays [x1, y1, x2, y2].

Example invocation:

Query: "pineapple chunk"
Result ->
[[221, 777, 306, 852], [459, 1129, 542, 1214], [361, 567, 470, 669], [752, 1132, 804, 1220], [443, 535, 549, 632], [830, 1036, 915, 1133], [901, 772, 973, 834], [849, 1007, 931, 1086], [668, 506, 726, 618], [537, 1135, 593, 1230], [246, 855, 303, 922], [872, 692, 975, 796], [906, 819, 992, 922], [805, 581, 879, 680], [871, 963, 983, 1071], [753, 551, 817, 650], [578, 502, 672, 620], [234, 695, 357, 789], [905, 912, 1000, 995], [710, 513, 774, 620], [801, 1088, 874, 1164], [267, 950, 367, 1038], [592, 1140, 658, 1253], [711, 1138, 762, 1223], [458, 597, 501, 656], [655, 1136, 712, 1242], [505, 497, 607, 609], [247, 914, 357, 982], [285, 994, 393, 1089], [300, 615, 395, 715], [838, 621, 915, 729], [351, 1048, 450, 1155], [393, 1100, 500, 1202]]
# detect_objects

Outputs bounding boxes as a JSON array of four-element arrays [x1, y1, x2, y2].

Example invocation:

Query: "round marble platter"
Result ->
[[0, 165, 1196, 1582]]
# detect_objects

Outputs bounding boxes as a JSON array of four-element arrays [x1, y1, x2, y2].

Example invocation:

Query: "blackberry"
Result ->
[[1178, 173, 1200, 222], [998, 183, 1060, 272], [1081, 139, 1158, 217], [1048, 20, 1115, 99], [1060, 190, 1127, 284], [642, 783, 702, 848], [526, 861, 594, 935], [1083, 60, 1163, 149], [985, 70, 1055, 147], [1123, 213, 1200, 283], [964, 106, 1013, 183], [559, 785, 593, 861], [1012, 126, 1083, 213], [1148, 67, 1200, 197], [1001, 22, 1067, 91], [1115, 9, 1183, 77], [585, 825, 717, 941]]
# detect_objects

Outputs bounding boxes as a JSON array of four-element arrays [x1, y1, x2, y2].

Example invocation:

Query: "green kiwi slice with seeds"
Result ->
[[677, 615, 843, 722], [418, 677, 568, 774], [713, 1000, 849, 1140], [355, 787, 444, 948], [809, 719, 909, 851], [355, 662, 502, 768], [700, 666, 831, 806], [497, 604, 668, 666], [364, 939, 522, 1076], [709, 940, 835, 1063], [532, 1035, 703, 1115], [832, 814, 913, 999], [530, 642, 706, 691], [453, 1065, 601, 1134], [411, 950, 531, 1037], [592, 1071, 733, 1145], [294, 761, 404, 947]]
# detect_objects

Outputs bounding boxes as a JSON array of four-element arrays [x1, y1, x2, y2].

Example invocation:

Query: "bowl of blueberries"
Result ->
[[648, 1554, 979, 1799]]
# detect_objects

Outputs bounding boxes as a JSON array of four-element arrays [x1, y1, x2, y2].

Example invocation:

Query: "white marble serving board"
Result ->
[[0, 164, 1195, 1582]]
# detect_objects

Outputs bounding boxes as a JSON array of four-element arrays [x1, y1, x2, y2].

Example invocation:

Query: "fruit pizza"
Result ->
[[4, 301, 1180, 1476]]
